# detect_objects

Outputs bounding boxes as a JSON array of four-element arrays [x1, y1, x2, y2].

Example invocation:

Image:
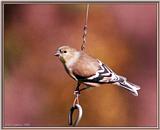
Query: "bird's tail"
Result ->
[[115, 76, 141, 96]]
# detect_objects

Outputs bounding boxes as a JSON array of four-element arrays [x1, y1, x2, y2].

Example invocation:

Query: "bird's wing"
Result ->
[[72, 52, 124, 83], [85, 60, 125, 83]]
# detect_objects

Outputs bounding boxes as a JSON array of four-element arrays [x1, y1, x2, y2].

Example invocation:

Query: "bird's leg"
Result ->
[[74, 82, 81, 95], [73, 82, 81, 106]]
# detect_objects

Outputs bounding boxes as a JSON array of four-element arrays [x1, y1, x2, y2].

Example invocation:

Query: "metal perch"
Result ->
[[68, 94, 83, 126]]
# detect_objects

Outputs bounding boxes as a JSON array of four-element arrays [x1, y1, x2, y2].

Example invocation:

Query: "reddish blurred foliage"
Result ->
[[4, 3, 157, 127]]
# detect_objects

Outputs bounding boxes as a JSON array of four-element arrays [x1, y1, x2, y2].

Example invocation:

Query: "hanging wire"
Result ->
[[68, 4, 90, 127], [81, 4, 90, 51], [68, 93, 82, 127], [68, 83, 82, 127]]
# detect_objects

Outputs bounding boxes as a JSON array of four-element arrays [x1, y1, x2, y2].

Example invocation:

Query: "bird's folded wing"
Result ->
[[71, 52, 117, 83]]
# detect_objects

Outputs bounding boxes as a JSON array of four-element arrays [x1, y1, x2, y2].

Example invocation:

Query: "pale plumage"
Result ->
[[54, 46, 140, 96]]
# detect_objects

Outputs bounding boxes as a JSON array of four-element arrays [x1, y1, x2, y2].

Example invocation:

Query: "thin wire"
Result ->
[[68, 93, 81, 126], [81, 4, 89, 51], [68, 104, 82, 126], [73, 93, 80, 106], [68, 4, 90, 126], [85, 4, 89, 26]]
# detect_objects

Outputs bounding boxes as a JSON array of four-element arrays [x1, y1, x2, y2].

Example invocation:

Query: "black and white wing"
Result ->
[[73, 59, 140, 96], [86, 60, 141, 96], [75, 60, 124, 84]]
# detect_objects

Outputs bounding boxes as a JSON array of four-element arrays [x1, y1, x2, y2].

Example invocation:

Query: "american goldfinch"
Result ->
[[54, 46, 140, 96]]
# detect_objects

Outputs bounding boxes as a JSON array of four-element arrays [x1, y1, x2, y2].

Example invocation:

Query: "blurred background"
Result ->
[[4, 3, 157, 127]]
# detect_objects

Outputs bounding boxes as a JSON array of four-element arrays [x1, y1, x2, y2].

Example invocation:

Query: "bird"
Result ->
[[54, 45, 140, 96]]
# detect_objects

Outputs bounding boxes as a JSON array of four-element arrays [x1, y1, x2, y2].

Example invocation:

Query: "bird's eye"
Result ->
[[63, 50, 67, 53]]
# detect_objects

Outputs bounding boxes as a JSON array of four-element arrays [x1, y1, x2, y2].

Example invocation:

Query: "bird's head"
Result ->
[[54, 46, 80, 64]]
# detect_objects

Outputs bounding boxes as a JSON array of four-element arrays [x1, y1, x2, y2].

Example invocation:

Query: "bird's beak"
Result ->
[[54, 51, 60, 56]]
